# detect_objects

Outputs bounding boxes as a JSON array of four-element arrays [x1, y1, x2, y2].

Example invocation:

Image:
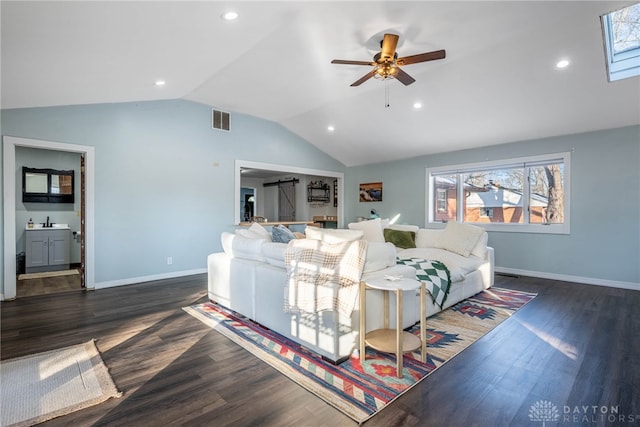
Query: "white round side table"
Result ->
[[359, 276, 426, 378]]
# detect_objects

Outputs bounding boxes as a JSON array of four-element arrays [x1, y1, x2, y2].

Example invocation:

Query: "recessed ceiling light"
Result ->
[[556, 59, 570, 69], [221, 11, 239, 21], [327, 125, 335, 132], [413, 102, 423, 109], [155, 80, 166, 86]]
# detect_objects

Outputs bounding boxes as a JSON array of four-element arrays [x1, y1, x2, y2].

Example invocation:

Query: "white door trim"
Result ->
[[2, 136, 95, 300]]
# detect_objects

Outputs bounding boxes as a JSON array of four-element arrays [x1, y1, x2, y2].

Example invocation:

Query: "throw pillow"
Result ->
[[383, 228, 417, 249], [236, 229, 263, 239], [272, 224, 296, 243], [236, 222, 272, 240], [436, 222, 485, 257], [388, 224, 419, 233], [347, 218, 385, 242], [305, 227, 364, 243], [248, 222, 271, 240], [415, 228, 443, 248]]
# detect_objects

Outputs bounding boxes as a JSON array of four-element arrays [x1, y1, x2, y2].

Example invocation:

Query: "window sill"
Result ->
[[427, 222, 570, 235]]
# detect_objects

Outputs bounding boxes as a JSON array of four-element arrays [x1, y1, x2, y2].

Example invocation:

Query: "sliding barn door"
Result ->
[[278, 181, 296, 221]]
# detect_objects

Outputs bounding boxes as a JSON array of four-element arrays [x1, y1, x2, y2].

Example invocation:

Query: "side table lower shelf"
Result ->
[[359, 277, 426, 378], [365, 329, 422, 354]]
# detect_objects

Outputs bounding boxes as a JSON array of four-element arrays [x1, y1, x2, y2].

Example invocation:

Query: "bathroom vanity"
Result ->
[[25, 225, 71, 273]]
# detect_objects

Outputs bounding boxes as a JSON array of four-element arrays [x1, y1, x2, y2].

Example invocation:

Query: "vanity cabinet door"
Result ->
[[26, 232, 49, 269], [49, 230, 70, 266]]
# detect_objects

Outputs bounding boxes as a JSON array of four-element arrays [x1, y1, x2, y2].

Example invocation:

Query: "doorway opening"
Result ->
[[235, 160, 344, 228], [241, 187, 256, 222], [2, 136, 95, 301]]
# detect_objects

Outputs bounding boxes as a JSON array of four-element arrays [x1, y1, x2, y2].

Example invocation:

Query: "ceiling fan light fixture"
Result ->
[[373, 63, 399, 80]]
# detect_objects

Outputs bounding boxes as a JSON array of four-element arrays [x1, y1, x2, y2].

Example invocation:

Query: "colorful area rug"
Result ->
[[0, 340, 121, 427], [183, 287, 536, 423]]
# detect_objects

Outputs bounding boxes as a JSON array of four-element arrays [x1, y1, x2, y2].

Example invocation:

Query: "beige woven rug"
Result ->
[[0, 340, 121, 427]]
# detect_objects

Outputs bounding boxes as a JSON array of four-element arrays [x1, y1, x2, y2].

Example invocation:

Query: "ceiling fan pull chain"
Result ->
[[385, 81, 390, 108]]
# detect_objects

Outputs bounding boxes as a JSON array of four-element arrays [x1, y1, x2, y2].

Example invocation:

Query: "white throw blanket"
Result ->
[[284, 239, 367, 318]]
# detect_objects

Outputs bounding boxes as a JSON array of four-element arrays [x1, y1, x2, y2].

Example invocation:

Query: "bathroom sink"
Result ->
[[25, 223, 70, 230]]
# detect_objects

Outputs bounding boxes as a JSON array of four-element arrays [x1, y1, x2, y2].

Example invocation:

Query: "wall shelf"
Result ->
[[307, 182, 330, 203]]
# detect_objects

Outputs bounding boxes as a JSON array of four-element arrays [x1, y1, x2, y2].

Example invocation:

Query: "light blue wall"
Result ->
[[3, 100, 638, 289], [345, 126, 640, 285], [1, 99, 346, 288]]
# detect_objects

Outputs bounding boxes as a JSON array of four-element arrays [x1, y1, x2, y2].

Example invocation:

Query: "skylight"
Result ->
[[601, 3, 640, 81]]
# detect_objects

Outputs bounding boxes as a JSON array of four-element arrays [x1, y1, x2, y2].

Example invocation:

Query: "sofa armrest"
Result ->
[[480, 246, 495, 288]]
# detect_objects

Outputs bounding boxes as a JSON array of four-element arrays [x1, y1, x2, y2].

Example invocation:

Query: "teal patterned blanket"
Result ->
[[396, 258, 451, 309]]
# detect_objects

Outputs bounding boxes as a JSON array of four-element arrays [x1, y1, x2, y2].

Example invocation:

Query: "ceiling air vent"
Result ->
[[212, 109, 230, 131]]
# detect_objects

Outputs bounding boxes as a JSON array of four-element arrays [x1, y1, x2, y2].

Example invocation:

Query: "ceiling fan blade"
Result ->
[[397, 49, 446, 66], [331, 59, 376, 66], [380, 33, 399, 60], [394, 67, 416, 86], [351, 69, 377, 86]]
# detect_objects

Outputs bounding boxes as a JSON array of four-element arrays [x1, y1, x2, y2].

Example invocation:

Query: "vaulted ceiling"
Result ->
[[2, 1, 639, 166]]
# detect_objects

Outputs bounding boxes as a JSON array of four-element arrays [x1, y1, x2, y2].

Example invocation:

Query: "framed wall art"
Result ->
[[359, 182, 382, 202]]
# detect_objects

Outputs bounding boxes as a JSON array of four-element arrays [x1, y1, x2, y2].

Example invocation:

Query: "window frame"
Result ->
[[436, 188, 447, 213], [425, 152, 571, 234], [601, 5, 640, 82]]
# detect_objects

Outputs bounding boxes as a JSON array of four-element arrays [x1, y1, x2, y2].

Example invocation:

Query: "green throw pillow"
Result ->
[[383, 228, 416, 249]]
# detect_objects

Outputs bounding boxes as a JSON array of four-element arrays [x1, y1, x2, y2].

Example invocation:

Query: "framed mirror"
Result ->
[[23, 167, 74, 203]]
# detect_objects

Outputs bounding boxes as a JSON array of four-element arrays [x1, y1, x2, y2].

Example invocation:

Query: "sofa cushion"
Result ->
[[221, 232, 267, 261], [305, 227, 364, 243], [435, 222, 485, 257], [389, 224, 419, 233], [363, 242, 397, 273], [262, 242, 288, 268], [221, 231, 236, 256], [415, 228, 443, 248], [471, 231, 488, 259], [383, 228, 416, 249], [348, 218, 385, 242], [396, 247, 484, 282], [272, 224, 296, 243], [236, 222, 272, 241]]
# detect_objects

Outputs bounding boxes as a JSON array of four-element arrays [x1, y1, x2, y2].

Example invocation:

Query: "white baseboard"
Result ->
[[494, 266, 640, 291], [94, 268, 207, 290]]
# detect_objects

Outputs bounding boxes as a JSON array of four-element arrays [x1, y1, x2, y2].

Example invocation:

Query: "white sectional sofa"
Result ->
[[207, 219, 494, 363]]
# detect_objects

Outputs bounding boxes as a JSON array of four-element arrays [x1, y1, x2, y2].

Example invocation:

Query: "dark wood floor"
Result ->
[[16, 272, 82, 298], [1, 274, 638, 426]]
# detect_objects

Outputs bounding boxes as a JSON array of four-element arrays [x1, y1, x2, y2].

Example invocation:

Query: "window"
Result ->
[[601, 3, 640, 82], [426, 152, 570, 234], [480, 207, 494, 218], [433, 174, 457, 221], [436, 189, 447, 213]]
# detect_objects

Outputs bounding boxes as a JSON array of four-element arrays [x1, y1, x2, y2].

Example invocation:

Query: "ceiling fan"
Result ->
[[331, 33, 445, 86]]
